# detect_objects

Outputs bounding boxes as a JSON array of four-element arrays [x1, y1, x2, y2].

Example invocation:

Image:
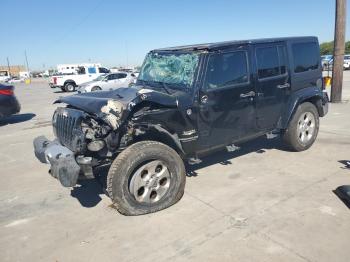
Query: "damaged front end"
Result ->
[[33, 86, 180, 187]]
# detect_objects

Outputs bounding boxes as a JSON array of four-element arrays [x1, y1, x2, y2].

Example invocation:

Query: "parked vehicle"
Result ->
[[49, 65, 110, 92], [77, 72, 137, 93], [0, 70, 10, 82], [34, 36, 328, 215], [324, 55, 350, 71], [0, 84, 20, 119], [7, 77, 24, 83], [343, 55, 350, 70], [321, 55, 333, 70]]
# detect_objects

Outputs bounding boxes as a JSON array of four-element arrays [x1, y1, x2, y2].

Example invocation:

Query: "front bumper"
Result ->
[[33, 136, 92, 187]]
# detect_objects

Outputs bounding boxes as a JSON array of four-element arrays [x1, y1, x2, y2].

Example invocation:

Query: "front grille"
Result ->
[[53, 107, 84, 152]]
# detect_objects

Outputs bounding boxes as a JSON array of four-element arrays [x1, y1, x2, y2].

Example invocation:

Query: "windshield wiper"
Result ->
[[138, 79, 172, 95]]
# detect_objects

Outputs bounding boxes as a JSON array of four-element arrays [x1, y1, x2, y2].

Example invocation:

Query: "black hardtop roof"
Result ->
[[152, 36, 318, 52]]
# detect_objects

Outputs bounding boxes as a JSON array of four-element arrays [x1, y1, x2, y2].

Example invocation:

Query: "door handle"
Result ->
[[277, 83, 290, 89], [240, 91, 256, 98]]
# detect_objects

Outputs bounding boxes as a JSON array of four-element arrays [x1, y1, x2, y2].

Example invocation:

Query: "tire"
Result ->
[[107, 141, 186, 216], [91, 86, 101, 92], [64, 82, 75, 92], [283, 102, 319, 152]]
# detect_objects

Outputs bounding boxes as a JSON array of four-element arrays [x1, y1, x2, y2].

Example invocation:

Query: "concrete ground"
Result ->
[[0, 74, 350, 262]]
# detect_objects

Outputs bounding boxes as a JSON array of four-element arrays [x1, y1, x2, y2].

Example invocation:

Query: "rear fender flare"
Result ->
[[63, 80, 76, 87], [279, 87, 325, 129]]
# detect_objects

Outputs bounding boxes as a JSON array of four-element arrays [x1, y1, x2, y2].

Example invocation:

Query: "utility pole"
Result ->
[[24, 50, 30, 79], [331, 0, 347, 102], [6, 57, 11, 77]]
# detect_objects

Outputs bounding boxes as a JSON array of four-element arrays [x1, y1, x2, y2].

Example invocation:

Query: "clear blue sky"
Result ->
[[1, 0, 349, 70]]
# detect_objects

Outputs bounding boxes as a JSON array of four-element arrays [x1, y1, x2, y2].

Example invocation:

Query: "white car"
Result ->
[[77, 72, 136, 93], [343, 55, 350, 70]]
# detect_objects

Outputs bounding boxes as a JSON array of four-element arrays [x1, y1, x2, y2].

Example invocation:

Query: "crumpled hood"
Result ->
[[55, 86, 179, 129]]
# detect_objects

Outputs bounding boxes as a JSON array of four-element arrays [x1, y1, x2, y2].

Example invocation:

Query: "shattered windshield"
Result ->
[[138, 52, 200, 88]]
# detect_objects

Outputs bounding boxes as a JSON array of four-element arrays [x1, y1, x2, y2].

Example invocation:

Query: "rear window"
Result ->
[[292, 42, 319, 73]]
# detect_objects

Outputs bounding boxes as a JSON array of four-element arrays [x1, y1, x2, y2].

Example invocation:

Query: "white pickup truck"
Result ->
[[49, 65, 110, 92]]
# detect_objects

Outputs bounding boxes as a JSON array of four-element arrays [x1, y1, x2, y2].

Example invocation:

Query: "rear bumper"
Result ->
[[33, 136, 93, 187], [320, 91, 329, 117], [49, 83, 61, 88], [0, 96, 21, 118]]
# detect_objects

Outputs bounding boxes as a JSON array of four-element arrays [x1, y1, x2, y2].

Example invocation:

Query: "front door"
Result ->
[[197, 48, 257, 150], [254, 43, 289, 130]]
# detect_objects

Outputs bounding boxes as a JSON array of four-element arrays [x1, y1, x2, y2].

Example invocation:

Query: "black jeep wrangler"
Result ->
[[34, 37, 328, 215]]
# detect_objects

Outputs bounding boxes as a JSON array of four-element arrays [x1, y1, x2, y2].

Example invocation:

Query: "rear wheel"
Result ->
[[283, 102, 319, 151], [64, 82, 75, 92], [107, 141, 186, 215]]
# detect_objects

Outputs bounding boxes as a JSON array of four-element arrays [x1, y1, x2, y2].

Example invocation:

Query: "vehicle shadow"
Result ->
[[338, 160, 350, 169], [70, 137, 284, 208], [70, 165, 109, 208], [0, 113, 36, 126], [186, 137, 285, 177]]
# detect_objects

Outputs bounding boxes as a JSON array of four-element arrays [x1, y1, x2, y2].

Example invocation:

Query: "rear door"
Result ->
[[254, 43, 289, 130], [115, 73, 128, 87]]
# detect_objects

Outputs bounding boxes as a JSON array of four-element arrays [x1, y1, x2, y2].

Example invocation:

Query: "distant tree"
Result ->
[[320, 41, 350, 55]]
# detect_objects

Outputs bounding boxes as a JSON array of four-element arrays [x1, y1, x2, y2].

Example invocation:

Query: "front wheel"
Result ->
[[107, 141, 186, 215], [91, 86, 101, 92], [282, 102, 319, 151]]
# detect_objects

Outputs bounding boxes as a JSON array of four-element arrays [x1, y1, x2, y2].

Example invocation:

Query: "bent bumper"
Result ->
[[33, 136, 81, 187]]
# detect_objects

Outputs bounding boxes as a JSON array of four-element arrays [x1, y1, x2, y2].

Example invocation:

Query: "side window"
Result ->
[[117, 73, 127, 79], [292, 42, 319, 73], [205, 51, 249, 90], [108, 74, 117, 80], [99, 67, 110, 73], [88, 67, 97, 74], [278, 46, 287, 75], [77, 67, 86, 75], [256, 47, 280, 79]]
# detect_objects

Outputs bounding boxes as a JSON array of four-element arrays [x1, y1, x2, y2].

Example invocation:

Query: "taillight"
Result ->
[[0, 89, 14, 95], [53, 77, 57, 84]]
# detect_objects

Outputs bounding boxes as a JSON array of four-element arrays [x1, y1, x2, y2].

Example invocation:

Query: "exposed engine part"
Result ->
[[100, 100, 124, 129], [87, 140, 105, 152]]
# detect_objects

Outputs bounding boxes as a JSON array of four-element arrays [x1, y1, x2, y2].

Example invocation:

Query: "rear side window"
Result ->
[[256, 47, 280, 79], [278, 46, 287, 75], [256, 45, 288, 79], [292, 42, 319, 73], [205, 51, 249, 90]]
